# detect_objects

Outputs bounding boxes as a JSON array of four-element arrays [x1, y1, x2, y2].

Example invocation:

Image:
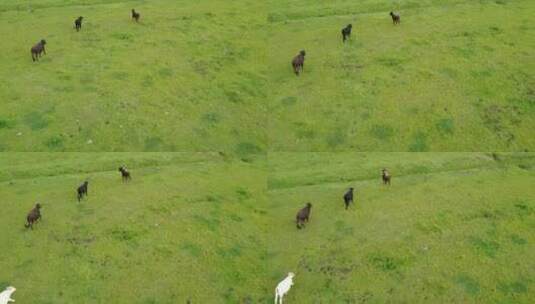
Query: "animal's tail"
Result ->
[[25, 222, 30, 228]]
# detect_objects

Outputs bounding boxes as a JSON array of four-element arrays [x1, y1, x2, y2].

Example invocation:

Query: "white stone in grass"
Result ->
[[16, 132, 22, 136], [87, 139, 93, 144], [0, 286, 16, 304]]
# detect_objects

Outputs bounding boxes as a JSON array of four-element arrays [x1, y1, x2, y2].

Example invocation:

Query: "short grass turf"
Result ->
[[0, 153, 269, 303], [0, 0, 267, 152], [267, 152, 535, 303], [267, 0, 535, 151]]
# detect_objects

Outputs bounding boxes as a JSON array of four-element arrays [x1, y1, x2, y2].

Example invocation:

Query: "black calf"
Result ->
[[343, 187, 354, 210], [30, 39, 46, 62], [341, 24, 352, 42], [77, 181, 88, 201], [74, 16, 83, 31]]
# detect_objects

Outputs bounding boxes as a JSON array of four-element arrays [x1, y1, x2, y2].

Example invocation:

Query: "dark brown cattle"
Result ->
[[77, 181, 88, 201], [74, 16, 83, 31], [343, 187, 354, 210], [382, 168, 391, 185], [25, 203, 42, 229], [296, 202, 312, 229], [119, 166, 131, 182], [132, 9, 140, 22], [30, 40, 46, 62], [291, 50, 306, 76], [341, 24, 352, 42], [390, 12, 400, 24]]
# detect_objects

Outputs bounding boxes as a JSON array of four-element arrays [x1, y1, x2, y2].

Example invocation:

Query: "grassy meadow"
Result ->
[[0, 0, 267, 152], [0, 153, 269, 303], [0, 153, 533, 302], [267, 152, 535, 303], [267, 0, 535, 151]]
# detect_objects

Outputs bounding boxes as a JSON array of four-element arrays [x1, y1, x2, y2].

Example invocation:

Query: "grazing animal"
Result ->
[[119, 166, 131, 182], [341, 24, 352, 42], [296, 202, 312, 229], [390, 11, 400, 24], [25, 203, 42, 229], [30, 39, 46, 62], [343, 187, 354, 210], [382, 168, 391, 185], [274, 272, 295, 304], [291, 50, 306, 76], [77, 181, 88, 201], [74, 16, 83, 31], [0, 286, 16, 304], [131, 9, 140, 22]]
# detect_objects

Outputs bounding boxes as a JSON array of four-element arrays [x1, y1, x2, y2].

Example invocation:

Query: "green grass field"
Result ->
[[1, 0, 533, 152], [267, 152, 534, 303], [0, 0, 534, 303], [267, 0, 535, 151], [1, 153, 533, 303], [0, 0, 266, 152], [0, 153, 269, 303]]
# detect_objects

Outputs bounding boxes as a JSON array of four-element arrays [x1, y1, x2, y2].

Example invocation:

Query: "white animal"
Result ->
[[0, 286, 16, 304], [274, 272, 295, 304]]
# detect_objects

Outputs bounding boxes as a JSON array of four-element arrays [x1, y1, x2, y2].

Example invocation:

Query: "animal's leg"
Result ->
[[274, 292, 278, 304]]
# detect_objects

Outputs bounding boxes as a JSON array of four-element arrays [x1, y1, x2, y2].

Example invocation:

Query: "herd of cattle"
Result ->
[[24, 165, 391, 230], [275, 169, 392, 303], [22, 6, 401, 302], [30, 9, 141, 61], [29, 8, 401, 79], [295, 168, 391, 229], [24, 166, 131, 229], [291, 11, 401, 76]]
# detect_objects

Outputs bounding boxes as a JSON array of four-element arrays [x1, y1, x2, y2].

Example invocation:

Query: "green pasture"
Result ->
[[267, 152, 534, 303], [267, 0, 535, 151], [0, 153, 269, 303], [0, 0, 267, 152]]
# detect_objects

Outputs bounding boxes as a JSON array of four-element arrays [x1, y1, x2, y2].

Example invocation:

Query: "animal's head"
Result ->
[[287, 272, 295, 279], [35, 203, 42, 209], [382, 168, 387, 172], [349, 187, 354, 191], [132, 9, 136, 12], [40, 39, 47, 45], [5, 286, 16, 293], [79, 16, 84, 20], [390, 12, 394, 16], [306, 202, 312, 208], [84, 181, 88, 185], [299, 50, 306, 57], [118, 167, 123, 171], [347, 24, 352, 29]]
